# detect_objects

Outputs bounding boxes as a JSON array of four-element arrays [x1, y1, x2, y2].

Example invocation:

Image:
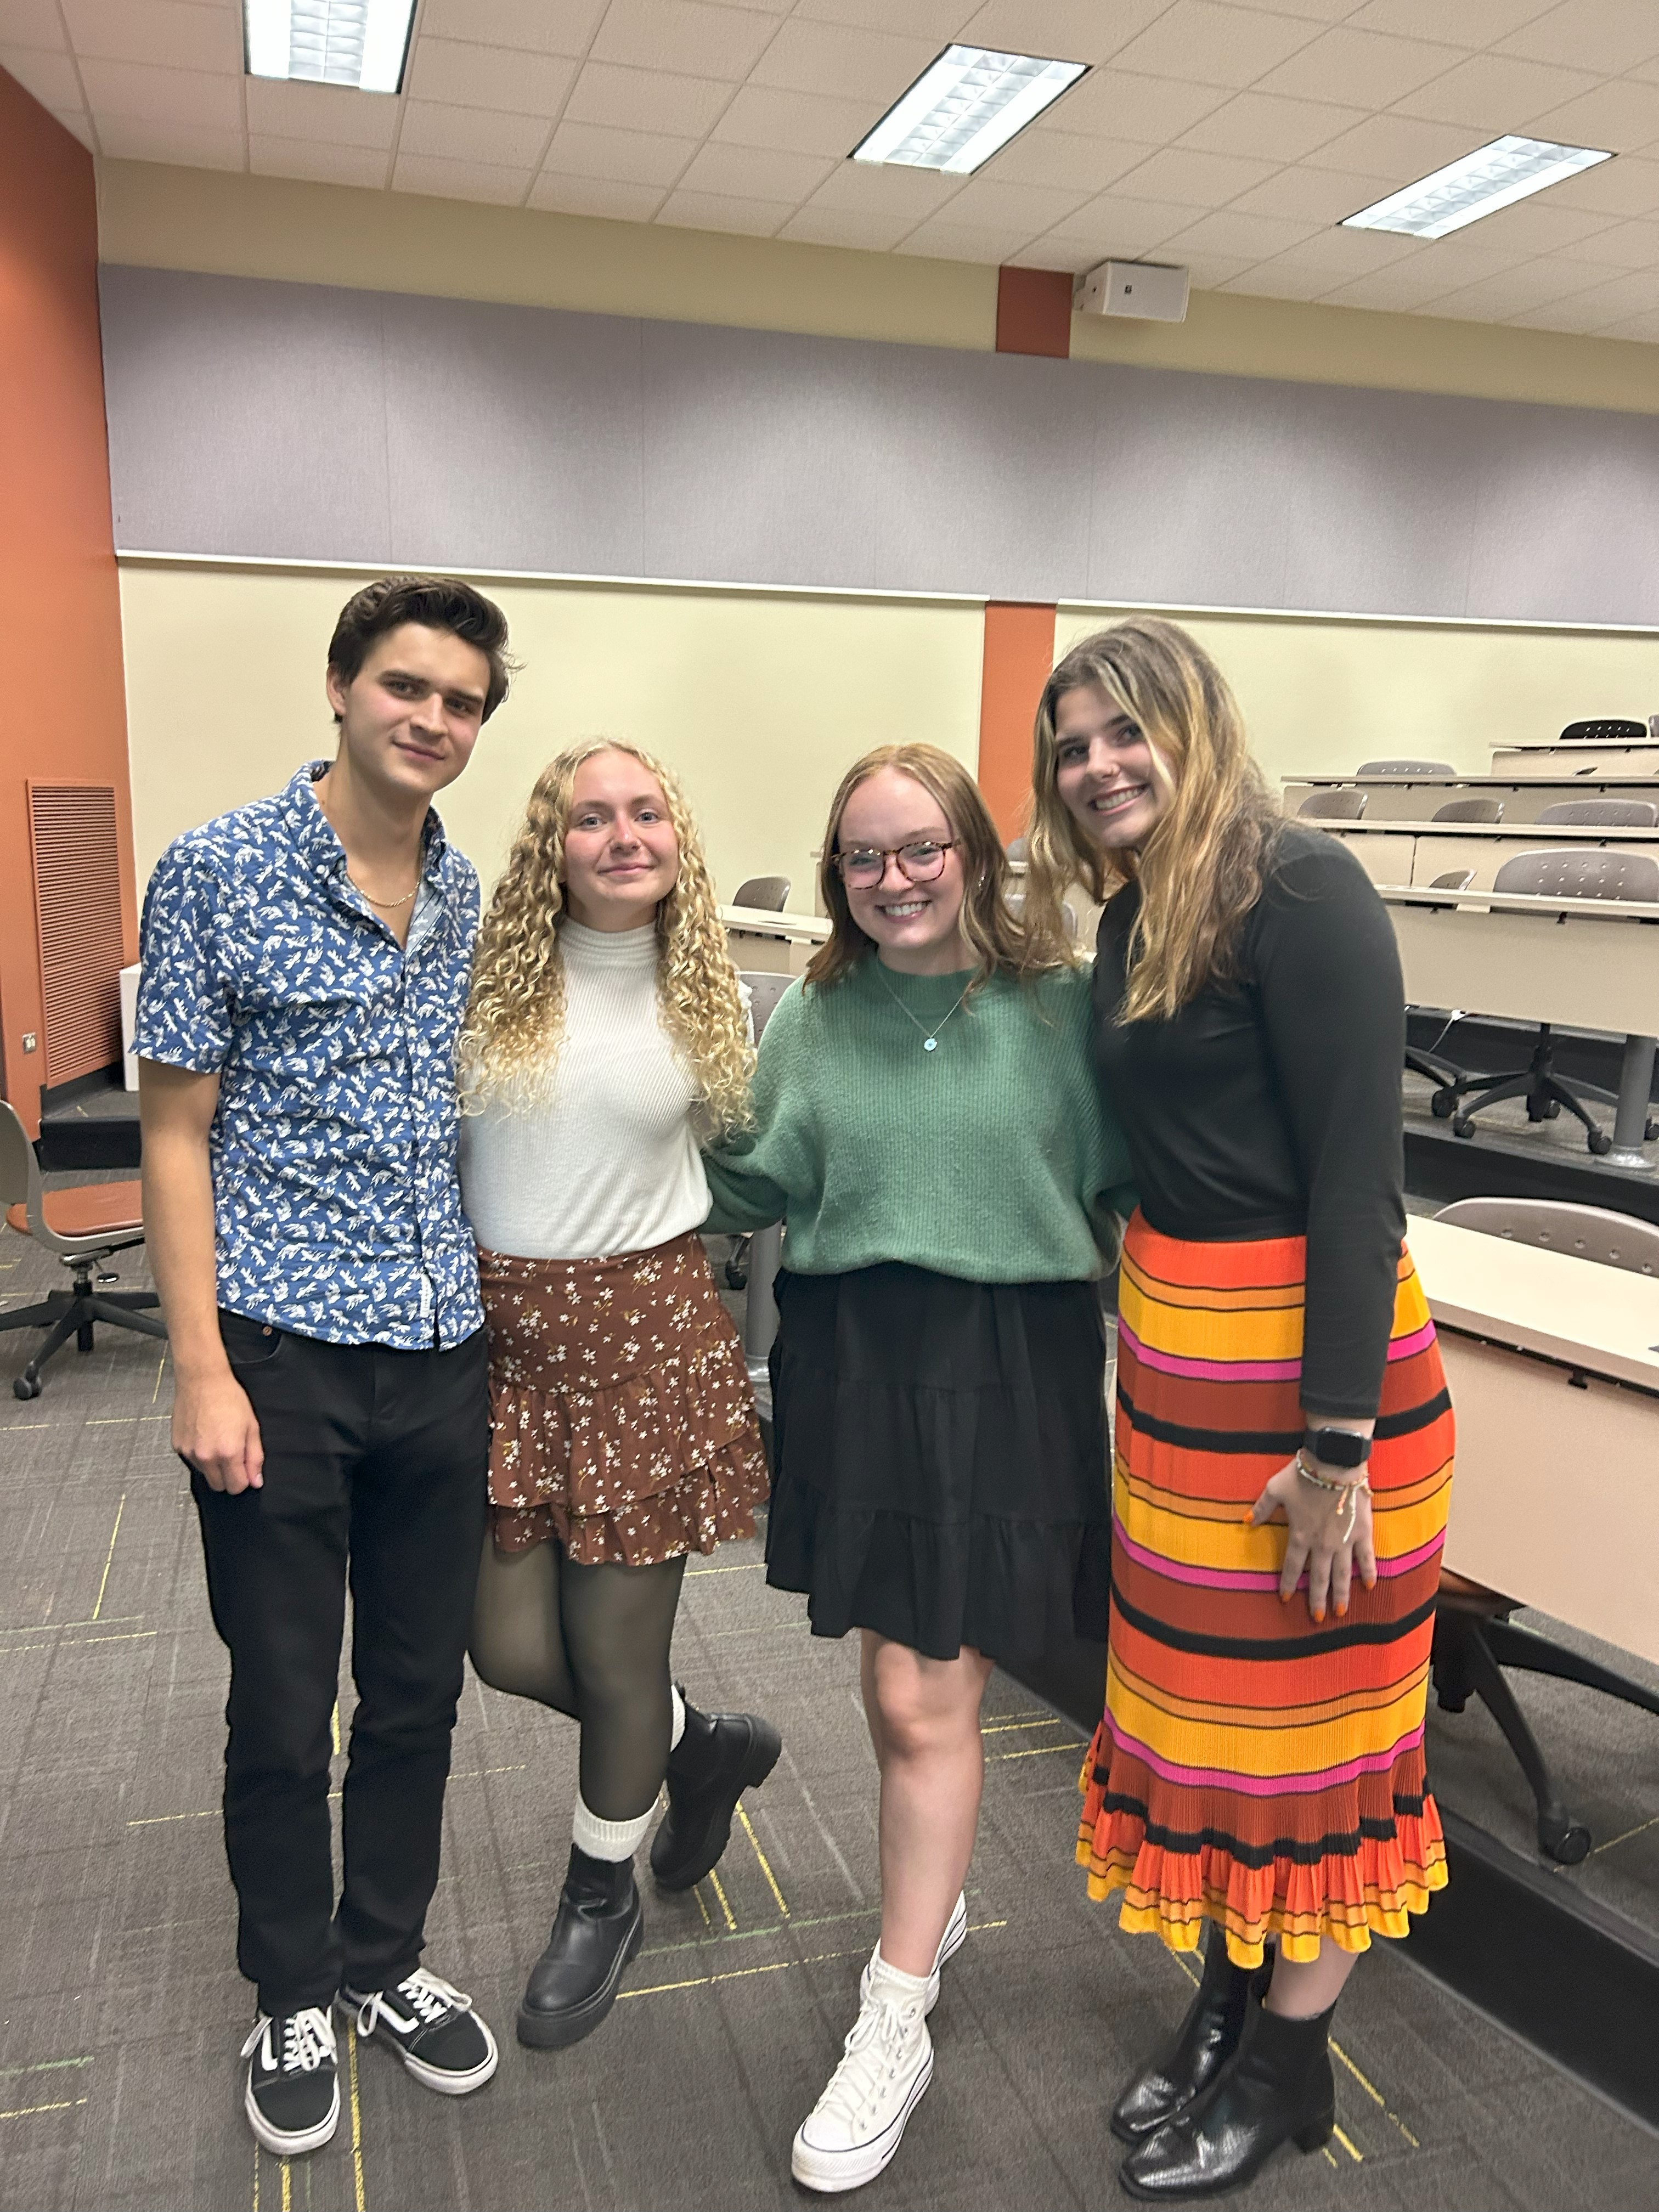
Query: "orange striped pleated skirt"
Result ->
[[1077, 1212, 1453, 1968]]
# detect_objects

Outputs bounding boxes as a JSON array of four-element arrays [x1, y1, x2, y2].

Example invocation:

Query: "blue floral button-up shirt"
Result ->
[[134, 761, 485, 1350]]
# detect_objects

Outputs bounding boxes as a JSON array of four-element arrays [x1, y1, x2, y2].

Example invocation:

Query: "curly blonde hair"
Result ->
[[459, 738, 754, 1133]]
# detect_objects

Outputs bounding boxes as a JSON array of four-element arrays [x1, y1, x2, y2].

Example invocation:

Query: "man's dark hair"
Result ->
[[327, 575, 516, 723]]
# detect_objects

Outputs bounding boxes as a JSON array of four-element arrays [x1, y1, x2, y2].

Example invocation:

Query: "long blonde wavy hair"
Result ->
[[1024, 618, 1282, 1023], [806, 742, 1068, 992], [460, 738, 754, 1133]]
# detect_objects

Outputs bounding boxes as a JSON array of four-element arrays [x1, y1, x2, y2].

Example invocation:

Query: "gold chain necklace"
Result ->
[[874, 964, 972, 1052], [315, 778, 420, 911]]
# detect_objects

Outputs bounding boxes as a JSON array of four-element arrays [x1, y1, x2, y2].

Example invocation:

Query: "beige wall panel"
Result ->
[[119, 562, 984, 906], [1056, 606, 1659, 793]]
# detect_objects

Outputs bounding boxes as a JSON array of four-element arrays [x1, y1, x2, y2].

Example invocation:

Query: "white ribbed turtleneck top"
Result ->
[[458, 918, 709, 1261]]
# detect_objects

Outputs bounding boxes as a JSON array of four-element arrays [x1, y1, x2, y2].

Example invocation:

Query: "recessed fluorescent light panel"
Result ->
[[245, 0, 415, 94], [853, 46, 1087, 176], [1342, 134, 1612, 240]]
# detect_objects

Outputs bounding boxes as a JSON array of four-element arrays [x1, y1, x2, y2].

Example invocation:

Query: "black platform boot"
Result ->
[[649, 1690, 782, 1892], [516, 1846, 644, 2051], [1119, 1993, 1336, 2200], [1111, 1929, 1267, 2143]]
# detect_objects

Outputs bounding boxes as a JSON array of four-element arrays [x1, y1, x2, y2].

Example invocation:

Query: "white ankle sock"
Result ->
[[572, 1795, 653, 1863], [670, 1683, 686, 1752], [867, 1948, 931, 2001]]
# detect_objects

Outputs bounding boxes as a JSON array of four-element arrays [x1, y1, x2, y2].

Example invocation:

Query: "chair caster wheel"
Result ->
[[1543, 1101, 1562, 1120], [1540, 1815, 1591, 1865], [1430, 1090, 1457, 1119], [1451, 1118, 1475, 1140], [1588, 1131, 1612, 1156], [13, 1374, 42, 1400]]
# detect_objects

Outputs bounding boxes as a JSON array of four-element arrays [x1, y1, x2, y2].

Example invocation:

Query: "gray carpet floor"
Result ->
[[3, 1219, 1658, 2212]]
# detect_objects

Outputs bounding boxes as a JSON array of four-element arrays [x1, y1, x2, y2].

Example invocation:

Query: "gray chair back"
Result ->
[[1297, 788, 1367, 821], [1355, 759, 1456, 776], [1432, 797, 1504, 823], [1427, 869, 1475, 891], [739, 970, 793, 1040], [1537, 798, 1658, 828], [0, 1099, 33, 1211], [1560, 718, 1647, 741], [733, 874, 791, 912], [1006, 890, 1077, 942], [1491, 848, 1659, 901], [1005, 837, 1030, 865], [1437, 1197, 1659, 1278]]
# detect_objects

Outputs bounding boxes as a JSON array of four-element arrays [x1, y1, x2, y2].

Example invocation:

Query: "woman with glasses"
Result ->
[[703, 741, 1134, 2197], [1025, 619, 1453, 2202]]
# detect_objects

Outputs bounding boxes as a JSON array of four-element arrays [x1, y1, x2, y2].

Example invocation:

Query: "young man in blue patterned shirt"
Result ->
[[136, 577, 512, 2157]]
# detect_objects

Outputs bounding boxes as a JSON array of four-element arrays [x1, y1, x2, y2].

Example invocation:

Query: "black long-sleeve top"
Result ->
[[1091, 823, 1406, 1420]]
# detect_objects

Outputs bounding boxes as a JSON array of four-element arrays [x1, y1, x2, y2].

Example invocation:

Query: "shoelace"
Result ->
[[814, 1994, 923, 2129], [241, 2007, 335, 2075], [353, 1967, 474, 2039]]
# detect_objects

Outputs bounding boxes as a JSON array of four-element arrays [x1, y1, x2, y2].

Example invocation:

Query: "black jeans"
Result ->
[[193, 1312, 489, 2016]]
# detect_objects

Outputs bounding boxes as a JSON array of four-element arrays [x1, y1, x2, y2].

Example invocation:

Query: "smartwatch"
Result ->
[[1303, 1427, 1372, 1470]]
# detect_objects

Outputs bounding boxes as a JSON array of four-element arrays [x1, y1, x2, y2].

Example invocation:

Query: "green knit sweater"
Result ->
[[703, 957, 1136, 1282]]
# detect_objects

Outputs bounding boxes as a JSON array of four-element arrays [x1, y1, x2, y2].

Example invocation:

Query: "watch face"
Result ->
[[1310, 1427, 1368, 1468]]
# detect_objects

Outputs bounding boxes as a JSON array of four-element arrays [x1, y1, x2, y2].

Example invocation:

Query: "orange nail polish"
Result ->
[[1336, 1602, 1348, 1618], [1312, 1608, 1325, 1623]]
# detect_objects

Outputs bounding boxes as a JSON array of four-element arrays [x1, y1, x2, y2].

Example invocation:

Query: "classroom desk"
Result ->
[[720, 903, 831, 975], [1490, 741, 1659, 780], [1408, 1213, 1659, 1666], [1327, 819, 1659, 893], [1285, 775, 1659, 823]]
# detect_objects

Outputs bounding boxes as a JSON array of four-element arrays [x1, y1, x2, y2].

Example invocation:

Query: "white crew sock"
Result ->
[[572, 1793, 654, 1864], [867, 1948, 932, 2002], [669, 1683, 686, 1752]]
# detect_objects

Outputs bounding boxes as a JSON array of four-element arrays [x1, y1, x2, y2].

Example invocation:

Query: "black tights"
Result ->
[[469, 1535, 686, 1822]]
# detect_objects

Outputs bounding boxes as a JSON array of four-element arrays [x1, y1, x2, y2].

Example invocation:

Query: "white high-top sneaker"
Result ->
[[792, 1957, 933, 2194], [857, 1892, 967, 2016]]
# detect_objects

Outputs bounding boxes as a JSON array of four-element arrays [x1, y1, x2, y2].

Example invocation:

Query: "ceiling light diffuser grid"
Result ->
[[1342, 136, 1613, 241], [244, 0, 415, 94], [853, 46, 1087, 177]]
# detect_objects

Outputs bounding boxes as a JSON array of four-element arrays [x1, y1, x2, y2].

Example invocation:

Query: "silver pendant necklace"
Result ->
[[875, 964, 971, 1052]]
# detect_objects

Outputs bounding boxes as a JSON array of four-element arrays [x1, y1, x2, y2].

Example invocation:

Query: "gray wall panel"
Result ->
[[100, 266, 1659, 628], [382, 296, 645, 578]]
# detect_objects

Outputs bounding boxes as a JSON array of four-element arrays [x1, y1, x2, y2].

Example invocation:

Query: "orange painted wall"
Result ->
[[0, 69, 135, 1137], [977, 602, 1058, 843]]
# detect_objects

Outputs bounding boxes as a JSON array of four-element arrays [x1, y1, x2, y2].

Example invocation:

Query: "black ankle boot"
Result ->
[[1119, 1993, 1336, 2200], [648, 1690, 781, 1892], [1111, 1931, 1267, 2144], [516, 1846, 644, 2051]]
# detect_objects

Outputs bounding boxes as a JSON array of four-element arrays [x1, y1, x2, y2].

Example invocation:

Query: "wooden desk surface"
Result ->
[[1334, 819, 1659, 842], [1409, 1215, 1659, 1395]]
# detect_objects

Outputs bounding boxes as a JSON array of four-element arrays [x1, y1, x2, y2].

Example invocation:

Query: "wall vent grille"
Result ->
[[27, 782, 124, 1088]]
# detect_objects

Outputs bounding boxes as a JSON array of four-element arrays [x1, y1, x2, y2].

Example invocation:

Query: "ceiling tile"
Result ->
[[392, 153, 535, 204], [980, 126, 1159, 193], [1040, 190, 1207, 257], [563, 59, 737, 136], [1250, 0, 1365, 16], [894, 216, 1041, 262], [956, 0, 1169, 65], [674, 138, 838, 199], [60, 0, 241, 73], [794, 159, 962, 221], [1178, 90, 1367, 161], [1317, 257, 1492, 309], [1223, 232, 1419, 300], [94, 114, 246, 167], [1344, 0, 1556, 39], [1499, 0, 1659, 76], [398, 103, 553, 166], [589, 0, 781, 82], [776, 202, 924, 251], [1458, 195, 1617, 253], [406, 39, 578, 115], [936, 172, 1093, 230], [1057, 67, 1229, 143], [710, 83, 876, 156], [1243, 224, 1420, 274], [0, 1, 66, 50], [416, 0, 608, 57], [0, 46, 83, 108], [78, 57, 241, 128], [527, 172, 669, 219], [1229, 163, 1397, 222], [245, 78, 400, 149], [654, 185, 793, 233], [1182, 251, 1264, 285], [1393, 50, 1599, 131], [1522, 266, 1659, 321], [1423, 258, 1607, 317], [543, 117, 698, 184], [1111, 144, 1280, 206], [1108, 3, 1322, 91], [1003, 229, 1106, 273], [1573, 215, 1659, 267], [1541, 151, 1659, 214], [249, 136, 392, 188], [1303, 111, 1481, 180], [1220, 258, 1350, 300], [1594, 305, 1659, 340], [800, 0, 976, 36], [747, 19, 943, 104], [51, 107, 95, 148], [1506, 294, 1624, 329], [1526, 78, 1659, 153], [1256, 28, 1462, 106], [1156, 207, 1326, 261]]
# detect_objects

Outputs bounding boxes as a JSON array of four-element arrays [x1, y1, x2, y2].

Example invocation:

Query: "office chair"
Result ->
[[732, 875, 791, 912], [1537, 798, 1658, 828], [1006, 889, 1078, 942], [1296, 788, 1367, 822], [1355, 758, 1456, 776], [1432, 797, 1504, 824], [721, 972, 794, 1295], [1430, 1197, 1659, 1861], [0, 1099, 166, 1399], [1005, 838, 1030, 865], [1433, 850, 1659, 1151], [1559, 718, 1647, 741]]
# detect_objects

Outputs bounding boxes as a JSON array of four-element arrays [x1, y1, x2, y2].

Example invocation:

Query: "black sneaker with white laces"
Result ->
[[338, 1968, 498, 2096], [241, 2006, 340, 2155]]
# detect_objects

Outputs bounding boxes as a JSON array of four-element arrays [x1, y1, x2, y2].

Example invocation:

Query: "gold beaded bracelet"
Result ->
[[1295, 1449, 1371, 1542]]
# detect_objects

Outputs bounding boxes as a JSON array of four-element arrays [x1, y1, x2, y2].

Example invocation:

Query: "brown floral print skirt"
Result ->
[[478, 1229, 770, 1565]]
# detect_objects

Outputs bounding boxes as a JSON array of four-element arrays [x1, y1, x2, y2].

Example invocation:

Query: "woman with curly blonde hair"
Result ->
[[458, 739, 778, 2054]]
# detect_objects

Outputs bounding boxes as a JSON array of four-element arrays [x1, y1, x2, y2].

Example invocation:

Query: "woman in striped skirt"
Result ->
[[1024, 618, 1453, 2200]]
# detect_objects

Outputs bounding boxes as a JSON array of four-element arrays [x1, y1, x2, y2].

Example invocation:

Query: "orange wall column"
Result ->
[[0, 69, 136, 1136], [977, 268, 1071, 840]]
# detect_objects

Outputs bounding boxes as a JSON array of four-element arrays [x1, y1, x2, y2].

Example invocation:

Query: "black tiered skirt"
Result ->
[[765, 1263, 1111, 1663]]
